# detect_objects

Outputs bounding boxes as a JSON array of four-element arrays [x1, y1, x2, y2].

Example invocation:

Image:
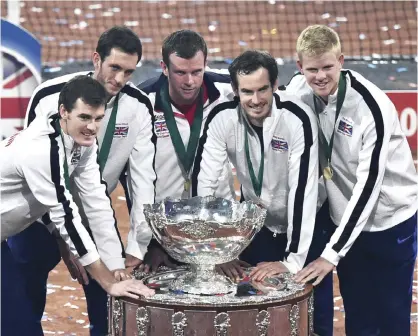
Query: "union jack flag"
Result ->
[[155, 121, 168, 133], [2, 52, 38, 139], [338, 120, 353, 137], [271, 137, 288, 152], [113, 125, 129, 137]]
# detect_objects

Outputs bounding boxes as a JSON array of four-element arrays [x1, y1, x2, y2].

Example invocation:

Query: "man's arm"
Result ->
[[281, 103, 319, 274], [71, 141, 125, 271], [320, 99, 393, 266], [195, 109, 231, 197], [18, 132, 154, 298], [18, 139, 100, 266], [125, 102, 157, 262]]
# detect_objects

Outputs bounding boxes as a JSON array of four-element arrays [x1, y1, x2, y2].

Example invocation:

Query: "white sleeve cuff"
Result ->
[[77, 250, 100, 267], [280, 260, 299, 274], [125, 240, 148, 261], [101, 257, 125, 271], [320, 246, 341, 266]]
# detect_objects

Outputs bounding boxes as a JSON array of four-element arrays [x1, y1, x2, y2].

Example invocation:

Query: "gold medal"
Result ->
[[184, 179, 191, 192], [323, 166, 333, 180]]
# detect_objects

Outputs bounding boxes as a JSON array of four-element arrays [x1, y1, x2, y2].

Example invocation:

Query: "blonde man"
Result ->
[[286, 25, 417, 335]]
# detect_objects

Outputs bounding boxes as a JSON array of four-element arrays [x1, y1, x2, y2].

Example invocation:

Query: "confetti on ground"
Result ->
[[47, 284, 62, 289], [76, 320, 85, 324], [63, 302, 79, 309], [83, 324, 91, 329], [81, 312, 88, 316], [333, 318, 339, 322], [47, 289, 56, 295], [118, 196, 126, 201], [62, 286, 77, 291], [333, 296, 342, 302]]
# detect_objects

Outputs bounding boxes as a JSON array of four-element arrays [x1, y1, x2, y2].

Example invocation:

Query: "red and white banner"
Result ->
[[386, 91, 417, 153]]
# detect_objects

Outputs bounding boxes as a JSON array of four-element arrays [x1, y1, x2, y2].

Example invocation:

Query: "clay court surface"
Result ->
[[40, 184, 418, 336]]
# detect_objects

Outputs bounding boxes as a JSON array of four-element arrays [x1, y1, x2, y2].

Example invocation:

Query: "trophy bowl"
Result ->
[[143, 196, 267, 295]]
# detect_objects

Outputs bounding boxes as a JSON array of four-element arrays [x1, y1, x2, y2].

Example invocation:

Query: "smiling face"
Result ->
[[297, 51, 344, 101], [59, 98, 105, 147], [161, 50, 206, 105], [93, 48, 138, 97], [234, 67, 277, 127]]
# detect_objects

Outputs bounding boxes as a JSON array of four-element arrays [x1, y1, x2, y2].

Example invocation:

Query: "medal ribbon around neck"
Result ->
[[97, 93, 119, 173], [56, 118, 71, 190], [159, 81, 204, 191], [313, 71, 347, 179], [244, 119, 264, 197], [56, 92, 119, 188]]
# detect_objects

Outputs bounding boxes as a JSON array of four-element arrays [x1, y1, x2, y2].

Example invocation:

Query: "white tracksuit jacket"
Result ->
[[196, 92, 319, 274], [23, 71, 156, 263], [138, 71, 236, 202], [0, 115, 114, 268], [285, 69, 418, 266], [137, 72, 236, 251]]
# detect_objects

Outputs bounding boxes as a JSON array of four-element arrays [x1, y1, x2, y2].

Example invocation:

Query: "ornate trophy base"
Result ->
[[169, 264, 234, 295], [108, 268, 314, 336]]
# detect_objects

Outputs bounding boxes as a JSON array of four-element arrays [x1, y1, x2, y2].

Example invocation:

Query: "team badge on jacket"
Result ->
[[271, 136, 288, 152], [337, 117, 353, 137], [113, 123, 129, 138], [154, 113, 170, 138]]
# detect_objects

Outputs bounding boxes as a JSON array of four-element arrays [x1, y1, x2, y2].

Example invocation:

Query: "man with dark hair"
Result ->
[[95, 25, 142, 65], [197, 50, 333, 336], [1, 75, 154, 336], [197, 49, 319, 278], [7, 26, 156, 335], [136, 29, 237, 271]]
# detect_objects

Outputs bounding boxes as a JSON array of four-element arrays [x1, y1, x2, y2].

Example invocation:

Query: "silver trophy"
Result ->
[[143, 196, 267, 295]]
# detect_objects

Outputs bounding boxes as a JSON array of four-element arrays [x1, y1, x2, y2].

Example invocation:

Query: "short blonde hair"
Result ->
[[296, 25, 341, 59]]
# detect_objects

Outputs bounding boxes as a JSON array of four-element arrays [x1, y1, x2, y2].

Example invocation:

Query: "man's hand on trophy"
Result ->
[[107, 279, 155, 299], [249, 261, 289, 281], [138, 245, 178, 273], [56, 234, 90, 286], [216, 259, 250, 282], [113, 269, 133, 281], [125, 254, 142, 274], [294, 257, 334, 286]]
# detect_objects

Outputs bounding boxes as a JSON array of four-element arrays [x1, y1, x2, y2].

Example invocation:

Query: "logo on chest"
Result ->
[[337, 117, 353, 137], [113, 123, 129, 138], [154, 114, 170, 138], [271, 136, 288, 152]]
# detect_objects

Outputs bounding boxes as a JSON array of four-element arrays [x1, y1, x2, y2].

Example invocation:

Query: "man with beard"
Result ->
[[134, 30, 238, 272], [6, 26, 156, 335], [197, 48, 319, 277], [196, 49, 336, 335]]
